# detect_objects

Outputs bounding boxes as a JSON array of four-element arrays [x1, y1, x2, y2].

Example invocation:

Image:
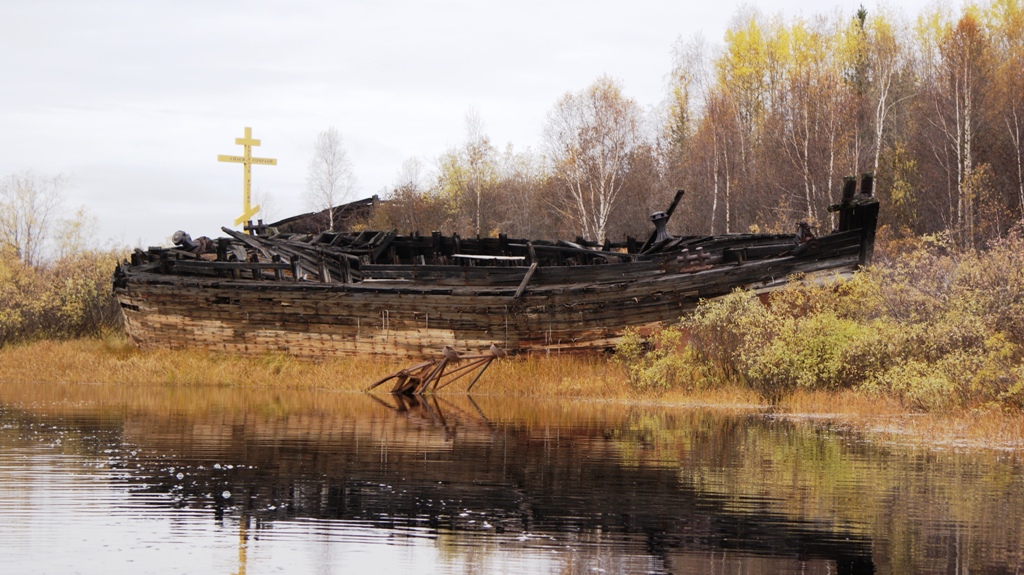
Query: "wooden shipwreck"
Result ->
[[113, 176, 879, 359]]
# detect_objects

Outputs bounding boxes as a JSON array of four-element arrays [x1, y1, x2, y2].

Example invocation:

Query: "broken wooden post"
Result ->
[[272, 254, 284, 280], [828, 173, 880, 267], [318, 254, 331, 283], [364, 345, 505, 396], [514, 262, 538, 300], [854, 173, 878, 267], [217, 238, 229, 262], [341, 255, 351, 283]]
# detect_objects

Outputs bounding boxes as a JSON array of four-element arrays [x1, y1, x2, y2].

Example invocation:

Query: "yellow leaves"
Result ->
[[616, 230, 1024, 410], [674, 1, 1024, 245], [435, 149, 470, 202], [866, 9, 896, 40], [985, 0, 1024, 52], [614, 327, 700, 391], [786, 19, 821, 70], [917, 2, 990, 68], [719, 15, 772, 105], [0, 248, 121, 346], [916, 3, 953, 46], [717, 10, 858, 127]]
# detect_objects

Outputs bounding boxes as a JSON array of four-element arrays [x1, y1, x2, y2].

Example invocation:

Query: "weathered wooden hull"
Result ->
[[115, 181, 879, 358], [115, 233, 864, 358]]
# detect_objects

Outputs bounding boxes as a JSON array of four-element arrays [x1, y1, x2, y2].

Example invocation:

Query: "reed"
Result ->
[[0, 335, 398, 392], [2, 336, 1022, 449], [0, 336, 764, 406], [774, 388, 1024, 449]]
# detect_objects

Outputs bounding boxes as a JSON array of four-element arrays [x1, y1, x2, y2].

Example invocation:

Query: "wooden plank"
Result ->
[[513, 262, 539, 300]]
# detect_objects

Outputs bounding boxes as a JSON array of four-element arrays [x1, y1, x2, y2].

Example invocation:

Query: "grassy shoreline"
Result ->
[[2, 336, 1022, 451]]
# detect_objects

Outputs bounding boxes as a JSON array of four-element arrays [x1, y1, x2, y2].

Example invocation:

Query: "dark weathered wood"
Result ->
[[513, 262, 539, 300], [367, 347, 503, 395], [640, 189, 685, 254], [115, 186, 878, 359]]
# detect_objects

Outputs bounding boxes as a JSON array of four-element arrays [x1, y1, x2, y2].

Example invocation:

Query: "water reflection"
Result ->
[[1, 381, 1022, 574]]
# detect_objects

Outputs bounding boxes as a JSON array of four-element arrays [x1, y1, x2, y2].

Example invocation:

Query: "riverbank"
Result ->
[[2, 335, 1021, 451]]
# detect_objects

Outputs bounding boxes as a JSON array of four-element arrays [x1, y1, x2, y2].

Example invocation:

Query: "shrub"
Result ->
[[745, 312, 889, 397], [614, 228, 1024, 410], [614, 327, 699, 391], [866, 334, 1023, 410], [876, 359, 959, 411], [1003, 365, 1024, 409], [682, 289, 777, 383], [0, 247, 123, 346]]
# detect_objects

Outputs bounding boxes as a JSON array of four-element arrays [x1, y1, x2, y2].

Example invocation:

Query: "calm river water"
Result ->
[[1, 381, 1021, 575]]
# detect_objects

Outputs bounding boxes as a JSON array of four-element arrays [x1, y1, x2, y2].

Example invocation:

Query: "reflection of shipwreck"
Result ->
[[113, 177, 879, 358], [0, 382, 879, 574], [81, 396, 874, 574]]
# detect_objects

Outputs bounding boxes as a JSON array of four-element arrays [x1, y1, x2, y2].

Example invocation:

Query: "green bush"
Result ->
[[745, 313, 887, 396], [682, 289, 777, 383], [614, 228, 1024, 410], [866, 334, 1022, 410], [614, 327, 699, 391]]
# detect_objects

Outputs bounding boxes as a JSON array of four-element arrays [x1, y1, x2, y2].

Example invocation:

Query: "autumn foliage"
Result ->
[[616, 226, 1024, 410], [366, 2, 1024, 253], [0, 246, 123, 346], [6, 2, 1024, 416]]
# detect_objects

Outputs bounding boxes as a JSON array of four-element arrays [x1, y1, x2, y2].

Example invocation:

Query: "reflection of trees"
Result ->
[[3, 384, 1022, 574], [1, 394, 874, 574], [601, 409, 1024, 575]]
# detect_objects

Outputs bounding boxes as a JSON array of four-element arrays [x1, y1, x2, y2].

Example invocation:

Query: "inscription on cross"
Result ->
[[217, 127, 277, 226]]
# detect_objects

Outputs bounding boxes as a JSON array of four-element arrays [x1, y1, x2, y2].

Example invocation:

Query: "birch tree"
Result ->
[[988, 0, 1024, 220], [544, 76, 643, 243], [716, 11, 792, 228], [305, 127, 357, 231], [0, 171, 67, 266], [373, 157, 451, 234], [919, 9, 992, 246], [865, 10, 913, 178], [434, 111, 499, 236], [781, 18, 832, 223]]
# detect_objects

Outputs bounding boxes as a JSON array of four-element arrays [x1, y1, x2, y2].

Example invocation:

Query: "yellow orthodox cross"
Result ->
[[217, 127, 277, 226]]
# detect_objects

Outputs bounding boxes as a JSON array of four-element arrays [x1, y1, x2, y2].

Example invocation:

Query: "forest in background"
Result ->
[[371, 0, 1024, 250], [9, 2, 1024, 254]]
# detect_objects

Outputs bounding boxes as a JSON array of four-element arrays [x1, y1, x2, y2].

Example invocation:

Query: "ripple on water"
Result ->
[[1, 384, 1022, 574]]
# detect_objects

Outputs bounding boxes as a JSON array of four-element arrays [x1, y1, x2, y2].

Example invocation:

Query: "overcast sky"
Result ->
[[1, 0, 940, 248]]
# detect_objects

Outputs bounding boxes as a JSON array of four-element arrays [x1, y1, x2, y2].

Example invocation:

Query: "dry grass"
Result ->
[[474, 353, 631, 398], [779, 388, 908, 418], [0, 336, 398, 392], [777, 388, 1024, 450], [2, 336, 1023, 450], [0, 337, 766, 407]]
